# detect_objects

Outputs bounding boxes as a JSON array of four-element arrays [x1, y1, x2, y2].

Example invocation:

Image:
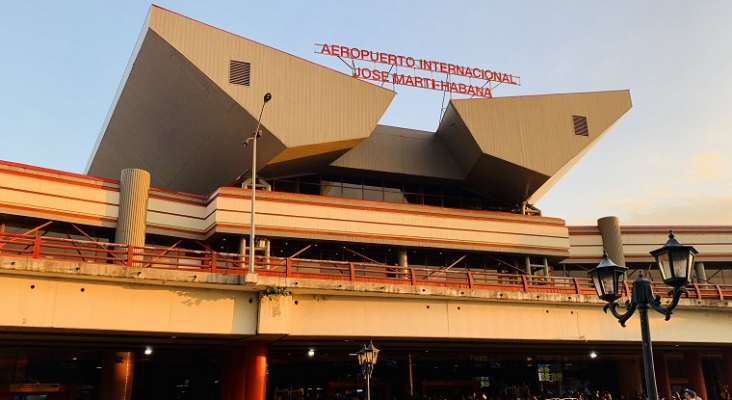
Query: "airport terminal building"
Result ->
[[0, 6, 731, 400]]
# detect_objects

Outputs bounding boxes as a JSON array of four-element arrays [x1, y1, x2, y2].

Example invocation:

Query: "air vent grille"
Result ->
[[573, 115, 589, 137], [229, 61, 251, 86]]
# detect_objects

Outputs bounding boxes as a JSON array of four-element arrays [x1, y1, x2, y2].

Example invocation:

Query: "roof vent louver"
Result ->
[[573, 115, 589, 137], [229, 61, 251, 86]]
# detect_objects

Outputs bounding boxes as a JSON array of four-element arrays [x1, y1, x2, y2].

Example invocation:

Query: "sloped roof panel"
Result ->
[[435, 90, 632, 204], [147, 6, 395, 149], [330, 125, 463, 180], [449, 90, 632, 176]]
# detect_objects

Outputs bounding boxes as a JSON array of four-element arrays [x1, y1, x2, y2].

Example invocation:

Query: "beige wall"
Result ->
[[0, 162, 571, 257], [2, 161, 730, 262], [275, 293, 732, 344], [567, 226, 732, 264], [0, 274, 257, 335], [209, 188, 570, 257], [1, 255, 730, 344]]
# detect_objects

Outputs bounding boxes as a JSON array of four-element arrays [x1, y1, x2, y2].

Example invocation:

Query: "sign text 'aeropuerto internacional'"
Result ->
[[315, 44, 520, 98]]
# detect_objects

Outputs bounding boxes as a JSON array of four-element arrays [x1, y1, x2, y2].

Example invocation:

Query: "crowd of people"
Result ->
[[400, 388, 708, 400]]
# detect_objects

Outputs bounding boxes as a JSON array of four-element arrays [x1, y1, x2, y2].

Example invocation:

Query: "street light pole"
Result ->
[[356, 341, 379, 400], [638, 294, 657, 400], [588, 231, 697, 400], [365, 365, 371, 400], [245, 92, 272, 275]]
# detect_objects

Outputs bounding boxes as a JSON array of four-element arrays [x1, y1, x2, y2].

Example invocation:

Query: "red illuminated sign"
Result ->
[[315, 43, 520, 98]]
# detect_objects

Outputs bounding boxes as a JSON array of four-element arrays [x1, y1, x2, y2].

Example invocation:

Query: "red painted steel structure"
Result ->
[[1, 232, 731, 300]]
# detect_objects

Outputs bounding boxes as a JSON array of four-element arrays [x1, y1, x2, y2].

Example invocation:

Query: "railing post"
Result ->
[[32, 235, 41, 259], [521, 274, 529, 292], [286, 257, 292, 277], [691, 283, 701, 300], [467, 271, 474, 289], [409, 267, 417, 286], [573, 277, 580, 295], [716, 284, 724, 300], [349, 262, 356, 281], [126, 245, 134, 267], [211, 251, 217, 273], [623, 280, 631, 296]]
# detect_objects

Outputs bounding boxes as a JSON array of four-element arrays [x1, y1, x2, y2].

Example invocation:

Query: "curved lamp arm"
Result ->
[[604, 299, 637, 328], [649, 286, 689, 320]]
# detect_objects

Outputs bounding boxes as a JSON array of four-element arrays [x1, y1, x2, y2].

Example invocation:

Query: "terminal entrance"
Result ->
[[0, 333, 726, 400]]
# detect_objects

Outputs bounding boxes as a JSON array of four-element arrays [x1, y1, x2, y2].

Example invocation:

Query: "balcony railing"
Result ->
[[1, 233, 731, 300]]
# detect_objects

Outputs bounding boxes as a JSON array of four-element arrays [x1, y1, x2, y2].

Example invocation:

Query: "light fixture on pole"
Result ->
[[588, 230, 697, 400], [244, 92, 272, 275], [356, 341, 379, 400]]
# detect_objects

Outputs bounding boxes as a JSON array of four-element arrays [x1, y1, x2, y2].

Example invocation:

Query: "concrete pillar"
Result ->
[[597, 216, 626, 267], [397, 248, 408, 278], [525, 256, 532, 275], [397, 248, 408, 268], [543, 257, 550, 277], [616, 358, 643, 398], [723, 347, 732, 397], [694, 262, 708, 283], [654, 352, 672, 400], [115, 169, 150, 246], [263, 238, 271, 268], [240, 237, 248, 265], [684, 351, 708, 400], [99, 352, 134, 400], [244, 341, 268, 400]]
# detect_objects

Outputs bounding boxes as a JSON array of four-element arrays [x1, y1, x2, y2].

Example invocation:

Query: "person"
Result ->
[[683, 389, 702, 400]]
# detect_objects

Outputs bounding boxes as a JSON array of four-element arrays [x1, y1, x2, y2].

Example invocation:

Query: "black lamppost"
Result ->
[[588, 231, 698, 400], [356, 341, 379, 400]]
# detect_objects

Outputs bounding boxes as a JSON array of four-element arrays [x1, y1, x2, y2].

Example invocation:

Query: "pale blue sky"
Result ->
[[0, 1, 730, 226]]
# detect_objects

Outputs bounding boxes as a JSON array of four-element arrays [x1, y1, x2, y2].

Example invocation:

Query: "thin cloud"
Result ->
[[624, 196, 732, 225], [680, 152, 726, 182]]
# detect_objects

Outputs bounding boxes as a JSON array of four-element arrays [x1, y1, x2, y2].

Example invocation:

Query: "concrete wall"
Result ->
[[1, 255, 731, 344], [269, 292, 732, 344], [0, 258, 257, 335], [567, 225, 732, 264]]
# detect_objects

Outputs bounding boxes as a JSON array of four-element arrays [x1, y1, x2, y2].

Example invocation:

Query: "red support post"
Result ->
[[127, 245, 134, 267], [285, 258, 292, 277], [349, 262, 356, 281], [691, 283, 701, 299], [211, 251, 217, 273], [32, 235, 41, 259], [573, 277, 580, 295], [521, 274, 529, 292], [623, 280, 631, 296], [467, 271, 474, 289], [716, 284, 724, 300], [244, 341, 268, 400], [410, 267, 417, 286], [684, 351, 708, 400]]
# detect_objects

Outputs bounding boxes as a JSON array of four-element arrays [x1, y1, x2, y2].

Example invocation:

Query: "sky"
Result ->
[[0, 1, 730, 226]]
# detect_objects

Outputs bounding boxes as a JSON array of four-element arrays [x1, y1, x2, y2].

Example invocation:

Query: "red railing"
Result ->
[[1, 233, 731, 300]]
